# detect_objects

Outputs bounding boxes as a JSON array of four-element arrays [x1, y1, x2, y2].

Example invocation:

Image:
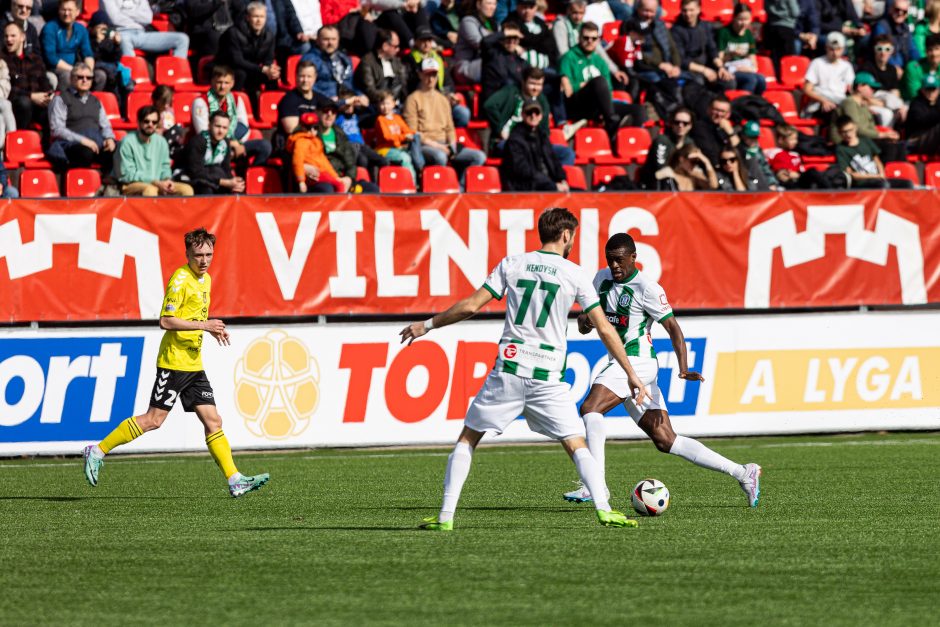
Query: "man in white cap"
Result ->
[[803, 31, 855, 114], [404, 56, 486, 185]]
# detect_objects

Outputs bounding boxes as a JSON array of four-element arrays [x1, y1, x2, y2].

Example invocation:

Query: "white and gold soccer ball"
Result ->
[[234, 330, 320, 440], [631, 478, 670, 516]]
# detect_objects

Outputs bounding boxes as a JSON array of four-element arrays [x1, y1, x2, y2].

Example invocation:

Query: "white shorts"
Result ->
[[592, 357, 666, 423], [464, 370, 586, 440]]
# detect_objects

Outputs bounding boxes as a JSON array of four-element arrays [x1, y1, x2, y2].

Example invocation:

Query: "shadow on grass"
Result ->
[[374, 506, 583, 512], [239, 526, 417, 532]]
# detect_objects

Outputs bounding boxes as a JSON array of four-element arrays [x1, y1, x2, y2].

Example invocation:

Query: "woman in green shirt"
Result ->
[[716, 3, 766, 95]]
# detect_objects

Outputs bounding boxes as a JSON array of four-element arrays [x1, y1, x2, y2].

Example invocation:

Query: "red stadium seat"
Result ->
[[615, 127, 651, 163], [725, 89, 750, 101], [924, 162, 940, 187], [65, 169, 102, 197], [257, 90, 285, 129], [197, 55, 214, 84], [602, 22, 620, 43], [763, 90, 817, 127], [756, 55, 779, 86], [549, 128, 567, 146], [884, 161, 920, 185], [120, 55, 152, 89], [660, 0, 681, 21], [611, 89, 632, 103], [5, 130, 51, 168], [779, 55, 810, 90], [94, 91, 133, 129], [173, 91, 200, 126], [281, 55, 302, 89], [356, 166, 371, 182], [592, 165, 627, 188], [563, 164, 587, 190], [378, 166, 417, 193], [155, 56, 205, 91], [455, 127, 483, 151], [741, 0, 765, 22], [246, 166, 283, 194], [79, 0, 98, 21], [126, 90, 153, 125], [422, 165, 460, 193], [20, 169, 60, 197], [701, 0, 734, 23], [464, 165, 502, 192], [574, 128, 621, 164], [757, 126, 775, 150]]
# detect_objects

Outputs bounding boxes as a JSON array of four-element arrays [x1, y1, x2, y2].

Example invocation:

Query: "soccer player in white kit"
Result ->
[[400, 208, 650, 530], [562, 233, 762, 507]]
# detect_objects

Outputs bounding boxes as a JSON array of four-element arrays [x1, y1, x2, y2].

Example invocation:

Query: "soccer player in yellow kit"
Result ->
[[83, 228, 269, 497]]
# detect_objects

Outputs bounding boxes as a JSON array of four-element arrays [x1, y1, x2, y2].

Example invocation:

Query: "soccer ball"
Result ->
[[631, 479, 670, 516]]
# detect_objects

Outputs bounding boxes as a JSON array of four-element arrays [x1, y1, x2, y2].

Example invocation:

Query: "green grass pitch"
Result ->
[[1, 432, 938, 626]]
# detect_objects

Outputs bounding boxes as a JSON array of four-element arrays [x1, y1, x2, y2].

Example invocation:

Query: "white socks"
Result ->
[[227, 472, 244, 486], [669, 435, 747, 481], [572, 448, 611, 511], [583, 412, 606, 484], [91, 445, 105, 458], [439, 441, 473, 523]]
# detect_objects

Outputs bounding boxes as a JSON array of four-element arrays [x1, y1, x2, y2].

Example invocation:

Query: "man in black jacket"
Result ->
[[215, 1, 280, 105], [690, 94, 740, 166], [183, 111, 246, 195], [499, 99, 568, 191], [354, 29, 409, 106], [670, 0, 733, 89], [481, 21, 530, 107], [185, 0, 245, 63], [905, 74, 940, 158]]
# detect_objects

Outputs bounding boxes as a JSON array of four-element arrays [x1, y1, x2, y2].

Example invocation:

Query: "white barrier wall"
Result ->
[[1, 310, 938, 455]]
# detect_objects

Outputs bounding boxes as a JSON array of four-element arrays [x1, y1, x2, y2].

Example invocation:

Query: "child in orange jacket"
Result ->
[[373, 90, 422, 182], [287, 112, 351, 193]]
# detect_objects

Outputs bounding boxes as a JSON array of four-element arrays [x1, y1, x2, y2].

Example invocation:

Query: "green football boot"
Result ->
[[229, 473, 270, 497], [82, 445, 103, 487], [418, 516, 454, 531], [596, 509, 638, 528]]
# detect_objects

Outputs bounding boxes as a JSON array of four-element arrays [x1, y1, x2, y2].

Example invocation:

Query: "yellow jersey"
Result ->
[[156, 265, 212, 372]]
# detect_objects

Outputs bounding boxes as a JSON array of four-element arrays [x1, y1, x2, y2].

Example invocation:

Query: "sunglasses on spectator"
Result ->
[[673, 119, 692, 126], [892, 8, 908, 14], [14, 3, 31, 9], [720, 156, 737, 163], [75, 74, 93, 80], [523, 109, 542, 116], [581, 35, 599, 41], [141, 118, 159, 125], [875, 45, 894, 52]]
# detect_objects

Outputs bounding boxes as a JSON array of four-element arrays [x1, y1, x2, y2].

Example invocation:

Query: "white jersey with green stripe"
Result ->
[[594, 267, 674, 358], [483, 250, 600, 381]]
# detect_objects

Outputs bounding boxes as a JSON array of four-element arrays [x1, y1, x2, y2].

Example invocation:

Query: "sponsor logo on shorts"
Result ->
[[201, 390, 213, 398]]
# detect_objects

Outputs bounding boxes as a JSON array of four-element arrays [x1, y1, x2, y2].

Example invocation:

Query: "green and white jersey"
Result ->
[[483, 250, 600, 381], [594, 267, 674, 358]]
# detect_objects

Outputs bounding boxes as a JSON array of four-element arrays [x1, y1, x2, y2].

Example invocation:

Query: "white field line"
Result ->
[[0, 437, 938, 469]]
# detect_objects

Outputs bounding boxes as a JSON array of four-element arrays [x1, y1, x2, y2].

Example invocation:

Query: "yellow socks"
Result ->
[[206, 430, 239, 479], [98, 417, 143, 454]]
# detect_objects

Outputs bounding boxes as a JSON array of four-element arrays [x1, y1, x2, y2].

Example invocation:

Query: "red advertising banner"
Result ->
[[0, 190, 937, 322]]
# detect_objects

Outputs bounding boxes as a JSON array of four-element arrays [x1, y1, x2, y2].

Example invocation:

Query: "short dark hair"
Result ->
[[185, 228, 216, 251], [374, 28, 397, 53], [710, 94, 731, 108], [212, 64, 234, 79], [136, 105, 158, 123], [581, 20, 599, 34], [538, 207, 579, 244], [296, 59, 316, 76], [3, 20, 24, 34], [151, 84, 174, 109], [523, 66, 545, 82], [680, 0, 700, 6], [732, 2, 750, 16], [835, 114, 855, 129], [209, 110, 230, 125], [871, 33, 894, 47], [606, 233, 636, 254], [926, 33, 940, 50]]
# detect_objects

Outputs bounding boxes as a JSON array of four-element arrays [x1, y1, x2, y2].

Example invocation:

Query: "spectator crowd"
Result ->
[[2, 0, 940, 197]]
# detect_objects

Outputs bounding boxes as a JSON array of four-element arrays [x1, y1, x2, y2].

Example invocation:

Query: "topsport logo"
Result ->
[[565, 338, 706, 416], [0, 337, 144, 442]]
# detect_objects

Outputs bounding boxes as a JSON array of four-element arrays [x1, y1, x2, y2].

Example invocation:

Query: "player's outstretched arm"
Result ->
[[160, 316, 231, 346], [400, 287, 495, 345], [661, 316, 703, 382], [586, 307, 650, 406]]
